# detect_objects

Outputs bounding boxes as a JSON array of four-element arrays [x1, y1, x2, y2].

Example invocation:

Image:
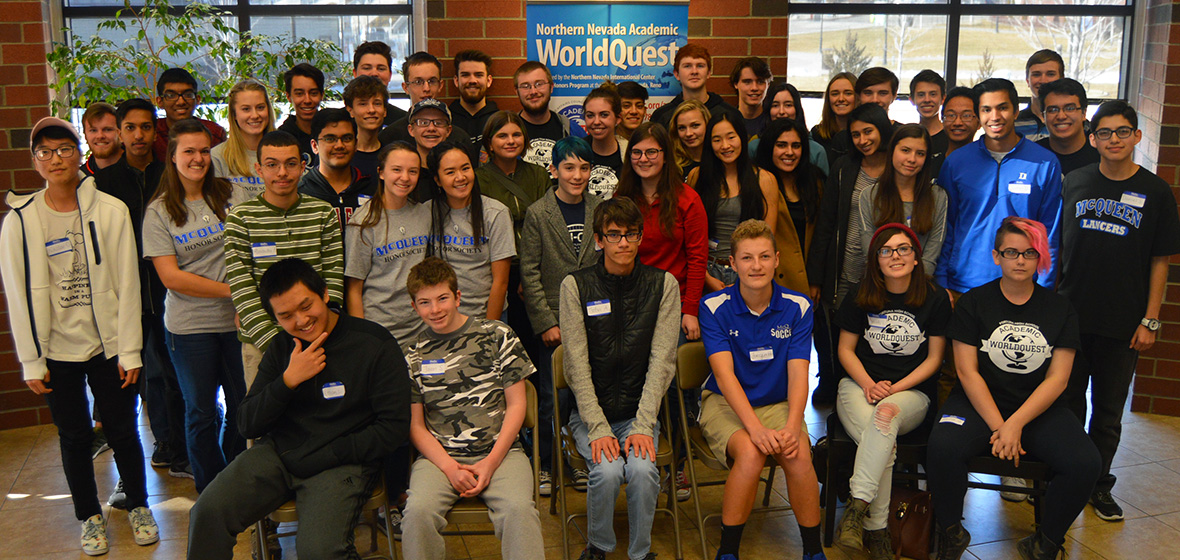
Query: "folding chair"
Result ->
[[255, 475, 396, 560]]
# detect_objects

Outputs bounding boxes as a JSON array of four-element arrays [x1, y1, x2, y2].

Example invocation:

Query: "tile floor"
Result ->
[[1, 390, 1179, 559]]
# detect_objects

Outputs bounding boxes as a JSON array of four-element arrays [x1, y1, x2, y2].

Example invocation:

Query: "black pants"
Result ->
[[927, 392, 1100, 545], [44, 354, 148, 520], [812, 300, 841, 394], [1065, 333, 1139, 493]]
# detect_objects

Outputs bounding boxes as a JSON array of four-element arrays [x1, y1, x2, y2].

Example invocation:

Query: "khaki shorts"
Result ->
[[699, 390, 807, 466]]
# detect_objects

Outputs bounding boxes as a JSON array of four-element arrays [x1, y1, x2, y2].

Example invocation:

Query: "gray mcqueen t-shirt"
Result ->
[[344, 199, 433, 344], [142, 198, 237, 334], [438, 196, 516, 319]]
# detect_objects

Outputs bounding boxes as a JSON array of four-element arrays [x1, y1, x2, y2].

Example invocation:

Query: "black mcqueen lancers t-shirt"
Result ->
[[948, 279, 1081, 415], [836, 282, 952, 398]]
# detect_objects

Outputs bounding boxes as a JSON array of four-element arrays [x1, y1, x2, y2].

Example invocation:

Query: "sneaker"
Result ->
[[1000, 476, 1030, 502], [107, 479, 127, 510], [150, 441, 170, 468], [388, 506, 403, 541], [715, 555, 737, 560], [835, 498, 869, 549], [1090, 490, 1124, 521], [802, 553, 828, 560], [80, 514, 109, 556], [864, 528, 892, 560], [577, 545, 606, 560], [572, 468, 589, 492], [169, 462, 194, 479], [675, 469, 691, 502], [539, 470, 552, 496], [1016, 531, 1062, 560], [91, 428, 110, 460], [128, 506, 159, 546], [935, 523, 971, 560]]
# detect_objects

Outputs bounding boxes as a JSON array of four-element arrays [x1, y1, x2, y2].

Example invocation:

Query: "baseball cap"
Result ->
[[30, 117, 81, 150], [408, 98, 451, 122]]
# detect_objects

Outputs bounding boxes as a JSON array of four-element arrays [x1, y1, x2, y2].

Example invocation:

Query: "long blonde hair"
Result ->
[[669, 100, 710, 174], [223, 79, 275, 177]]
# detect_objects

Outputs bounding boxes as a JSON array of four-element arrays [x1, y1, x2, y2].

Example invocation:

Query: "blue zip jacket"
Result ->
[[935, 135, 1063, 293]]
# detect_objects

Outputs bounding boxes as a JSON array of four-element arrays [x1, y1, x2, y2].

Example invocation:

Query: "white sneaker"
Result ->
[[572, 468, 589, 492], [1000, 477, 1030, 502], [675, 470, 691, 502], [128, 506, 160, 546], [539, 470, 553, 496], [81, 514, 109, 556]]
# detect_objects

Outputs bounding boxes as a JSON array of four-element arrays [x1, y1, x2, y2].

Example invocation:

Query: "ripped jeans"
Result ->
[[835, 377, 930, 530]]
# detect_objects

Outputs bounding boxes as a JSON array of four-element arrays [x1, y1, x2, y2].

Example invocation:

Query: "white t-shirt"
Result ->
[[36, 198, 102, 361]]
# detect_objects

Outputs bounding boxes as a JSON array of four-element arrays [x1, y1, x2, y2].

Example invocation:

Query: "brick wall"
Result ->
[[1131, 0, 1180, 416], [0, 0, 53, 430]]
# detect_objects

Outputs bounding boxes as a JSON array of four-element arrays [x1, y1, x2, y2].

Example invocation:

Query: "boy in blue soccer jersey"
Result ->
[[698, 219, 825, 560]]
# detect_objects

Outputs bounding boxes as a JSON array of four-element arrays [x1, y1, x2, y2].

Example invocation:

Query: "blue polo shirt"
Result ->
[[699, 282, 814, 407]]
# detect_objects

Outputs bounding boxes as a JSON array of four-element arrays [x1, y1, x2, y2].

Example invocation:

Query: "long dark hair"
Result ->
[[755, 118, 822, 223], [152, 119, 232, 227], [615, 122, 683, 237], [426, 141, 486, 256], [856, 224, 928, 310], [763, 82, 807, 129], [695, 111, 764, 239], [352, 141, 420, 241], [873, 124, 937, 233], [846, 103, 894, 160]]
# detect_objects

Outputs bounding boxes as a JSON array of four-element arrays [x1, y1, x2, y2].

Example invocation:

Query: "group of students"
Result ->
[[2, 37, 1178, 560]]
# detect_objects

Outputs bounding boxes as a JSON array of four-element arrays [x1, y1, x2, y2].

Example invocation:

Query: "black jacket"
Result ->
[[570, 259, 666, 424], [807, 153, 862, 306], [297, 165, 374, 233], [278, 115, 315, 164], [651, 91, 741, 129], [92, 155, 166, 314], [450, 99, 500, 142]]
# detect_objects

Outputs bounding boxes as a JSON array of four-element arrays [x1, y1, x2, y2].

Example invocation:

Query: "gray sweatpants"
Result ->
[[401, 448, 543, 560], [186, 440, 378, 560]]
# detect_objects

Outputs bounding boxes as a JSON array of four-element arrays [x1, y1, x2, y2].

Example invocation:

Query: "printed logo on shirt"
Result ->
[[588, 165, 619, 198], [980, 320, 1053, 374], [1073, 197, 1143, 238], [49, 231, 91, 309], [523, 138, 556, 168], [375, 235, 430, 261], [174, 222, 225, 252], [864, 311, 925, 356], [770, 324, 792, 339]]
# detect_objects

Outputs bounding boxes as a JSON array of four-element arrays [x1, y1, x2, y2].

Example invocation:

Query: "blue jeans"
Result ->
[[166, 330, 247, 491], [568, 411, 660, 559]]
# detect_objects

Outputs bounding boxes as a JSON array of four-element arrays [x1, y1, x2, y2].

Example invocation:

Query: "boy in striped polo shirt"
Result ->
[[225, 130, 344, 388]]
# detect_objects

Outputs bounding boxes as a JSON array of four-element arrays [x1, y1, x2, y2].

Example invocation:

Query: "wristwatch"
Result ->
[[1141, 317, 1161, 332]]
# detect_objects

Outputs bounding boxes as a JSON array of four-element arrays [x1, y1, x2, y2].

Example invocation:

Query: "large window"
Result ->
[[787, 0, 1134, 122]]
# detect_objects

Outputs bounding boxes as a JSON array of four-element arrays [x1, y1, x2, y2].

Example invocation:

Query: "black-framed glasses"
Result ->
[[1044, 105, 1082, 116], [407, 78, 441, 88], [998, 248, 1040, 260], [318, 134, 356, 145], [629, 148, 663, 160], [602, 231, 642, 243], [162, 91, 197, 101], [412, 118, 449, 128], [34, 146, 77, 161], [1093, 126, 1135, 140], [877, 245, 914, 258]]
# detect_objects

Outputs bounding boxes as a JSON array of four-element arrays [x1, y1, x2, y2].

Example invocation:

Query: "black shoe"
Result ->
[[1090, 490, 1124, 521], [107, 479, 128, 510], [91, 428, 110, 460], [577, 546, 606, 560], [1017, 532, 1063, 560], [935, 523, 970, 560], [169, 461, 194, 479], [150, 442, 170, 468]]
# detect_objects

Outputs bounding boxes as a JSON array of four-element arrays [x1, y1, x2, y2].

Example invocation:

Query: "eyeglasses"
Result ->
[[411, 118, 449, 128], [877, 245, 914, 258], [162, 91, 197, 101], [318, 134, 356, 145], [261, 161, 303, 173], [33, 146, 77, 161], [629, 148, 663, 160], [602, 231, 642, 243], [1093, 126, 1135, 140], [407, 78, 441, 88], [515, 81, 550, 91], [998, 248, 1040, 260], [1044, 105, 1082, 116], [943, 112, 976, 122]]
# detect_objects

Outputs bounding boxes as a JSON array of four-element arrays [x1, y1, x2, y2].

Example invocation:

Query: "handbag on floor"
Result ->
[[888, 485, 932, 559]]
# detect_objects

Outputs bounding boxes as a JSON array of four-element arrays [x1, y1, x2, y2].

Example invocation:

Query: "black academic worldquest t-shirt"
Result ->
[[836, 282, 952, 398], [948, 280, 1081, 415], [1059, 165, 1180, 340]]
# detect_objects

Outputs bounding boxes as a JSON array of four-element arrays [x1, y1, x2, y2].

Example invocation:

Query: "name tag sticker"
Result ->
[[587, 299, 611, 317], [939, 414, 966, 425], [708, 238, 719, 250], [1007, 182, 1032, 195], [749, 347, 774, 362], [358, 194, 372, 203], [45, 237, 71, 257], [321, 382, 345, 400], [251, 242, 277, 259], [421, 359, 446, 376], [867, 313, 889, 328], [1120, 191, 1146, 208]]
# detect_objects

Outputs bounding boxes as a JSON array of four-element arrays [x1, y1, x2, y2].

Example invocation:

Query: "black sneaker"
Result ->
[[577, 546, 606, 560], [1090, 490, 1124, 521], [169, 462, 194, 479], [107, 479, 128, 510], [935, 523, 970, 560], [91, 428, 110, 460], [150, 442, 170, 468], [1016, 532, 1062, 560]]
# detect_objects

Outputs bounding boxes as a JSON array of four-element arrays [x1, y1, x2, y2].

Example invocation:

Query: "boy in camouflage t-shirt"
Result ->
[[400, 257, 543, 560]]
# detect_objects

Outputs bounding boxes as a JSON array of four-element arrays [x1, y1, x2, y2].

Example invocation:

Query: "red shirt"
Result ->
[[636, 184, 709, 316], [153, 117, 227, 162]]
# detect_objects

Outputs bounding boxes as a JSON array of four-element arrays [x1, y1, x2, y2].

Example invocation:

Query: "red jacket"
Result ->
[[636, 184, 709, 316]]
